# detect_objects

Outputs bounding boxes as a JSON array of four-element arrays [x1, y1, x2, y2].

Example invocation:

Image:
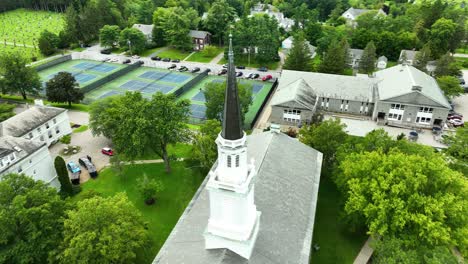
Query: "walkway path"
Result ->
[[454, 53, 468, 58], [210, 51, 225, 64], [183, 52, 195, 61], [149, 46, 169, 58], [2, 42, 34, 48], [353, 236, 374, 264]]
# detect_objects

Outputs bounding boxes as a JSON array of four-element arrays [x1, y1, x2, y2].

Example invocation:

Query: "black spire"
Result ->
[[221, 34, 243, 140]]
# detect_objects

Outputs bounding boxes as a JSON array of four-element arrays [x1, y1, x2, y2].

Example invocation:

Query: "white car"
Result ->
[[132, 55, 140, 59], [109, 57, 119, 63], [101, 57, 110, 62], [449, 118, 464, 127]]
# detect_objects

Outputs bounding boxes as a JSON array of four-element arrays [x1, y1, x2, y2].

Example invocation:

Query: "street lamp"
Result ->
[[127, 39, 132, 55]]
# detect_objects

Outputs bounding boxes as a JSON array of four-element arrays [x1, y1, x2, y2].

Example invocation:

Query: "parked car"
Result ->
[[236, 72, 243, 77], [151, 56, 161, 61], [236, 65, 245, 69], [67, 161, 81, 174], [206, 68, 211, 73], [218, 69, 227, 75], [449, 118, 464, 127], [190, 67, 200, 73], [459, 77, 465, 85], [251, 73, 260, 79], [100, 48, 112, 55], [101, 147, 114, 156], [168, 64, 177, 70], [172, 59, 180, 63], [109, 57, 119, 63], [262, 74, 273, 81], [79, 156, 98, 178], [101, 57, 110, 62], [162, 58, 171, 62], [222, 64, 228, 68], [132, 55, 140, 59], [122, 59, 131, 64], [178, 66, 188, 72], [258, 67, 268, 72], [447, 113, 463, 120]]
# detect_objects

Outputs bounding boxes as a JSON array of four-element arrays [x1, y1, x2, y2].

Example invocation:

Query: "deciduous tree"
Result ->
[[434, 53, 461, 77], [59, 193, 148, 263], [203, 0, 236, 46], [443, 125, 468, 176], [46, 72, 84, 107], [0, 174, 68, 263], [38, 30, 60, 56], [119, 27, 147, 55], [437, 76, 464, 99], [137, 175, 165, 205], [0, 53, 41, 100], [99, 25, 121, 48], [191, 119, 222, 173]]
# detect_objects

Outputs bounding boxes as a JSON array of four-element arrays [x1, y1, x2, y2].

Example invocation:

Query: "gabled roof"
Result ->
[[132, 24, 154, 35], [350, 48, 364, 59], [2, 106, 66, 137], [374, 65, 450, 108], [153, 131, 323, 264], [399, 49, 418, 62], [189, 30, 211, 39], [378, 56, 388, 62], [0, 136, 45, 173], [343, 7, 371, 17], [275, 70, 375, 102], [271, 78, 318, 110]]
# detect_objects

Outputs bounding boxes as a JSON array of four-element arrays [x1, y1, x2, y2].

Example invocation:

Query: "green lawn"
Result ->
[[157, 47, 192, 60], [218, 55, 279, 70], [186, 46, 224, 63], [0, 8, 65, 45], [455, 48, 468, 54], [124, 143, 193, 161], [73, 125, 89, 133], [386, 61, 398, 68], [0, 45, 43, 62], [0, 94, 91, 112], [140, 47, 165, 57], [455, 57, 468, 69], [311, 176, 367, 264], [75, 161, 205, 264]]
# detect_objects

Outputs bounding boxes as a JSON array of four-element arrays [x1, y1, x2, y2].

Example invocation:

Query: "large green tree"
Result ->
[[203, 0, 236, 46], [318, 38, 349, 75], [46, 72, 84, 107], [0, 174, 68, 263], [437, 76, 464, 99], [299, 118, 348, 165], [0, 53, 41, 100], [430, 18, 458, 57], [443, 125, 468, 176], [359, 41, 377, 74], [203, 80, 252, 124], [59, 193, 148, 263], [119, 27, 147, 55], [99, 25, 121, 48], [337, 150, 468, 253], [434, 53, 461, 77], [283, 34, 313, 71], [89, 92, 191, 173], [38, 30, 60, 56], [191, 119, 222, 173]]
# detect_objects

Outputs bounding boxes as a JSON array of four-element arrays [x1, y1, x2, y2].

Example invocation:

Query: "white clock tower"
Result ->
[[204, 34, 261, 259]]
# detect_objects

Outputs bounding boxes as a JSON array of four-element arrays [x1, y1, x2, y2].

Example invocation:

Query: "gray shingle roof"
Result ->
[[0, 136, 45, 173], [132, 24, 154, 36], [399, 50, 418, 62], [374, 65, 450, 108], [378, 56, 388, 62], [274, 70, 375, 102], [350, 48, 364, 59], [343, 7, 371, 17], [2, 106, 66, 137], [189, 30, 211, 39], [154, 131, 323, 264], [271, 78, 318, 110]]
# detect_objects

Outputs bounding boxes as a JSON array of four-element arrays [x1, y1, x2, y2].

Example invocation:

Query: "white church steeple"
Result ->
[[204, 34, 261, 259]]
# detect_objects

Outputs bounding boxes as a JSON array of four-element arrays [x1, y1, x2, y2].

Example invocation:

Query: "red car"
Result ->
[[101, 147, 114, 156], [262, 75, 272, 81]]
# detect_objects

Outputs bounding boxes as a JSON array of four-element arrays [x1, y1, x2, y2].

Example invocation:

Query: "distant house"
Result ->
[[399, 49, 418, 65], [189, 30, 211, 51], [377, 56, 388, 69], [281, 36, 316, 58], [250, 4, 295, 31], [349, 48, 364, 68], [132, 24, 154, 42], [341, 7, 387, 22]]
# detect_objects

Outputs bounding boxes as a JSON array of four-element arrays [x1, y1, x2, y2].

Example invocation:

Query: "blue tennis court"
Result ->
[[74, 73, 97, 83], [141, 83, 174, 94], [192, 91, 206, 102], [120, 80, 148, 91], [120, 80, 174, 94], [99, 90, 122, 99], [139, 71, 167, 80], [190, 104, 206, 119], [73, 62, 117, 73], [160, 73, 191, 83]]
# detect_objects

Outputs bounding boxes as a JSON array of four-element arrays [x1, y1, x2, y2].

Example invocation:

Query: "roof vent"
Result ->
[[412, 85, 422, 92]]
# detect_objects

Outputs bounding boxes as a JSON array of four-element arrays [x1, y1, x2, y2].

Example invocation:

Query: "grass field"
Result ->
[[455, 57, 468, 69], [38, 59, 126, 90], [157, 47, 192, 60], [0, 8, 65, 45], [311, 176, 367, 264], [186, 46, 224, 63], [178, 75, 273, 129], [84, 66, 197, 103], [0, 45, 43, 62], [75, 161, 205, 264]]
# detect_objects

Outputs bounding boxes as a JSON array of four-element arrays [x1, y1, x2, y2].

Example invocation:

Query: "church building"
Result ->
[[153, 35, 323, 263]]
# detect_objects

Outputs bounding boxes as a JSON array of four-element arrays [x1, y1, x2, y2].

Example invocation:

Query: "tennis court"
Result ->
[[84, 67, 197, 103], [179, 76, 274, 128], [38, 59, 125, 88]]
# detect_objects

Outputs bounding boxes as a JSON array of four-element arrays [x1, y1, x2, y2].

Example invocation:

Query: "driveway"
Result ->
[[49, 110, 112, 183]]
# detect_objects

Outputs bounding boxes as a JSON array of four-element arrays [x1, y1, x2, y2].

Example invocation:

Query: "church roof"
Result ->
[[222, 35, 243, 140], [153, 131, 323, 264]]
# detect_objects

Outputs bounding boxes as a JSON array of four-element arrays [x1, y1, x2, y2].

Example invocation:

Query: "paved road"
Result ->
[[74, 50, 282, 79]]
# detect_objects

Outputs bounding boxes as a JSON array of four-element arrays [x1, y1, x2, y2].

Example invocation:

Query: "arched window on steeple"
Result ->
[[227, 156, 232, 167], [235, 155, 240, 167]]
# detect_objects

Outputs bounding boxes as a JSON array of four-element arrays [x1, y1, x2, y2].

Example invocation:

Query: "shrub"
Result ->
[[60, 134, 71, 144], [54, 156, 73, 196], [137, 175, 165, 205]]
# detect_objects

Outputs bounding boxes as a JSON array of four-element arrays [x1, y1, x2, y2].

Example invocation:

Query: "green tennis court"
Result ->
[[178, 75, 273, 128], [38, 59, 125, 88], [84, 67, 197, 103]]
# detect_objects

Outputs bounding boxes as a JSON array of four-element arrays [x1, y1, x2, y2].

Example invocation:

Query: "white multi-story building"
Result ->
[[2, 103, 72, 147], [0, 103, 72, 188]]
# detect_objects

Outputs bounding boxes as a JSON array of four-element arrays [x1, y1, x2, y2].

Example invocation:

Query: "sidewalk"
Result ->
[[209, 52, 225, 64], [353, 236, 374, 264]]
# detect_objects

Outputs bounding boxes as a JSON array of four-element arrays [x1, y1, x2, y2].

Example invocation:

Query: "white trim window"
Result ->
[[416, 117, 431, 124], [283, 109, 301, 123], [391, 104, 405, 110], [388, 113, 402, 121], [419, 107, 433, 113]]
